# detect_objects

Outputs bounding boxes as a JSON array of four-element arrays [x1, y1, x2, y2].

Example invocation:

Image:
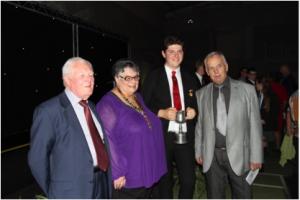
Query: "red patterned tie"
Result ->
[[79, 100, 109, 171], [172, 71, 182, 111]]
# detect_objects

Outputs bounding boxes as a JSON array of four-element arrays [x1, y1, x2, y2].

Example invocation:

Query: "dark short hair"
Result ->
[[112, 59, 140, 77], [248, 67, 257, 74], [195, 59, 204, 69], [240, 67, 248, 72], [255, 75, 264, 84], [162, 35, 184, 51]]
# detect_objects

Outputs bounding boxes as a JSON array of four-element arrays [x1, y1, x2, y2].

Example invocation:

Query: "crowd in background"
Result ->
[[236, 64, 298, 198]]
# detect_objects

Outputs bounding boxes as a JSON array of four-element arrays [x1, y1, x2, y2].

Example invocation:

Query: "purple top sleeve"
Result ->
[[96, 92, 167, 188]]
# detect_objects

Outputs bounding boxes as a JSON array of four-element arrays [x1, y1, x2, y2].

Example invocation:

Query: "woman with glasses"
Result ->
[[96, 59, 167, 198]]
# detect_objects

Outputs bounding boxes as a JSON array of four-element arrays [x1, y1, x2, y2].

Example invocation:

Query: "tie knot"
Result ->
[[172, 71, 176, 76], [79, 100, 88, 107], [217, 85, 224, 91]]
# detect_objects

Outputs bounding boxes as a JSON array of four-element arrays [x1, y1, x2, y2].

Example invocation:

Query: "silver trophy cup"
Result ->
[[174, 110, 188, 144]]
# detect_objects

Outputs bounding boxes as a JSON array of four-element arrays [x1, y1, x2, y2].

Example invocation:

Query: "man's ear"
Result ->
[[63, 76, 71, 87], [205, 68, 210, 77], [161, 50, 166, 59]]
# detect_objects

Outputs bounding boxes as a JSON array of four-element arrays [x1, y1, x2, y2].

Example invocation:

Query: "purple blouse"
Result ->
[[96, 91, 167, 188]]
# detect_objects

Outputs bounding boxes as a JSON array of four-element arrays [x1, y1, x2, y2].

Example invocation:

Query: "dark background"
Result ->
[[1, 1, 298, 198], [2, 2, 128, 142]]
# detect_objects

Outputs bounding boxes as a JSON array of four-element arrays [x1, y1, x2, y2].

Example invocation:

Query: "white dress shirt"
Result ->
[[164, 65, 187, 132], [65, 88, 104, 167]]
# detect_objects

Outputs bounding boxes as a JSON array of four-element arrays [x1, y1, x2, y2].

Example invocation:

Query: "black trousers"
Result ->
[[285, 137, 298, 198], [112, 187, 153, 199], [154, 140, 195, 199], [92, 169, 109, 199], [205, 148, 251, 199]]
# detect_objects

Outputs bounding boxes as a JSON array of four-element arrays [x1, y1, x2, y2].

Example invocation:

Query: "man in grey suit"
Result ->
[[28, 57, 112, 198], [195, 51, 263, 198]]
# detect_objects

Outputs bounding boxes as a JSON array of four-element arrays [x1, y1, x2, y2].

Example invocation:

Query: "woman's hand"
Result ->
[[114, 176, 126, 190]]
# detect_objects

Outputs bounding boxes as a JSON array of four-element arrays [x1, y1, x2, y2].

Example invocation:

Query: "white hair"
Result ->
[[204, 51, 228, 70], [62, 57, 93, 77]]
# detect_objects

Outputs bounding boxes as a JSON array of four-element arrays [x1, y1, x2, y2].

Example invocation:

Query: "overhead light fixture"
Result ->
[[187, 19, 194, 24]]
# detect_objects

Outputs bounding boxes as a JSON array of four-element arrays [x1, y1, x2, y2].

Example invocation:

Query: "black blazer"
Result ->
[[194, 73, 211, 89], [141, 67, 198, 145]]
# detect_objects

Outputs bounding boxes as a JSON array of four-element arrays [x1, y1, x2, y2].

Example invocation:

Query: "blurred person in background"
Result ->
[[194, 59, 210, 88]]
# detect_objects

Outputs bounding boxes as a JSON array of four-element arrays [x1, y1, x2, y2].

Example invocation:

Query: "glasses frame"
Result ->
[[118, 75, 140, 82]]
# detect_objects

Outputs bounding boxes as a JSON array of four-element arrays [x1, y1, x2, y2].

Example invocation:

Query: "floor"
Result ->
[[173, 144, 298, 199], [2, 141, 298, 199]]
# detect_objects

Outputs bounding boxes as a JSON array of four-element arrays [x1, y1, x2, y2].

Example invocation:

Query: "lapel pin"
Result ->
[[188, 89, 193, 97]]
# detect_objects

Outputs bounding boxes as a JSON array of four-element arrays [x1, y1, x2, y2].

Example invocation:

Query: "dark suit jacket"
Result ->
[[246, 79, 255, 86], [28, 92, 112, 198], [194, 73, 210, 89], [261, 90, 280, 131], [141, 67, 198, 146]]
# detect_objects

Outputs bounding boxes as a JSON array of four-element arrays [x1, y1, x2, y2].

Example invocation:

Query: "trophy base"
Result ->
[[174, 132, 188, 144]]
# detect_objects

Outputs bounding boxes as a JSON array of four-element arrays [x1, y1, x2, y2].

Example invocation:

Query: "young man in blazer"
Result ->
[[142, 36, 198, 198], [28, 57, 112, 198], [195, 51, 263, 198]]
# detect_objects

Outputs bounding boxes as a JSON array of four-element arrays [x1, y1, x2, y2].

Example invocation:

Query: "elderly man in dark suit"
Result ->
[[142, 36, 198, 198], [28, 57, 112, 198], [195, 51, 263, 198]]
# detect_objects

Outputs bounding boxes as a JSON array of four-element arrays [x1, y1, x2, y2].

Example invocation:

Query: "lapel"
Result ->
[[160, 67, 172, 106], [227, 78, 239, 129], [58, 92, 93, 160], [181, 69, 188, 102], [206, 84, 215, 128]]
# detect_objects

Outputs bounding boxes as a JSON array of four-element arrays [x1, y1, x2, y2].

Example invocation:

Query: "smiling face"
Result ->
[[162, 44, 184, 70], [115, 67, 140, 96], [63, 60, 94, 100], [205, 54, 228, 85]]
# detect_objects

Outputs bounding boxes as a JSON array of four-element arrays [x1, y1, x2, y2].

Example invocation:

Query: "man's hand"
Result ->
[[114, 176, 126, 190], [250, 162, 262, 171], [196, 157, 203, 165], [185, 107, 196, 120], [158, 108, 177, 121]]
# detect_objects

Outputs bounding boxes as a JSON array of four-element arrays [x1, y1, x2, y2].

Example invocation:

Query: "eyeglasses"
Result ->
[[118, 75, 140, 82]]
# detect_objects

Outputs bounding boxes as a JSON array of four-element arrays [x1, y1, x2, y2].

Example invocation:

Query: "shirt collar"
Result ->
[[164, 65, 180, 76], [195, 72, 203, 79], [65, 88, 84, 106], [213, 76, 230, 89]]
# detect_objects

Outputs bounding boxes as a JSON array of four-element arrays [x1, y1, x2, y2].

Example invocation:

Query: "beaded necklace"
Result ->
[[116, 87, 152, 129]]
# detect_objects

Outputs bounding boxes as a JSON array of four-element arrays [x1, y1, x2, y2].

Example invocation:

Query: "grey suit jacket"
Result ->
[[195, 78, 263, 176]]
